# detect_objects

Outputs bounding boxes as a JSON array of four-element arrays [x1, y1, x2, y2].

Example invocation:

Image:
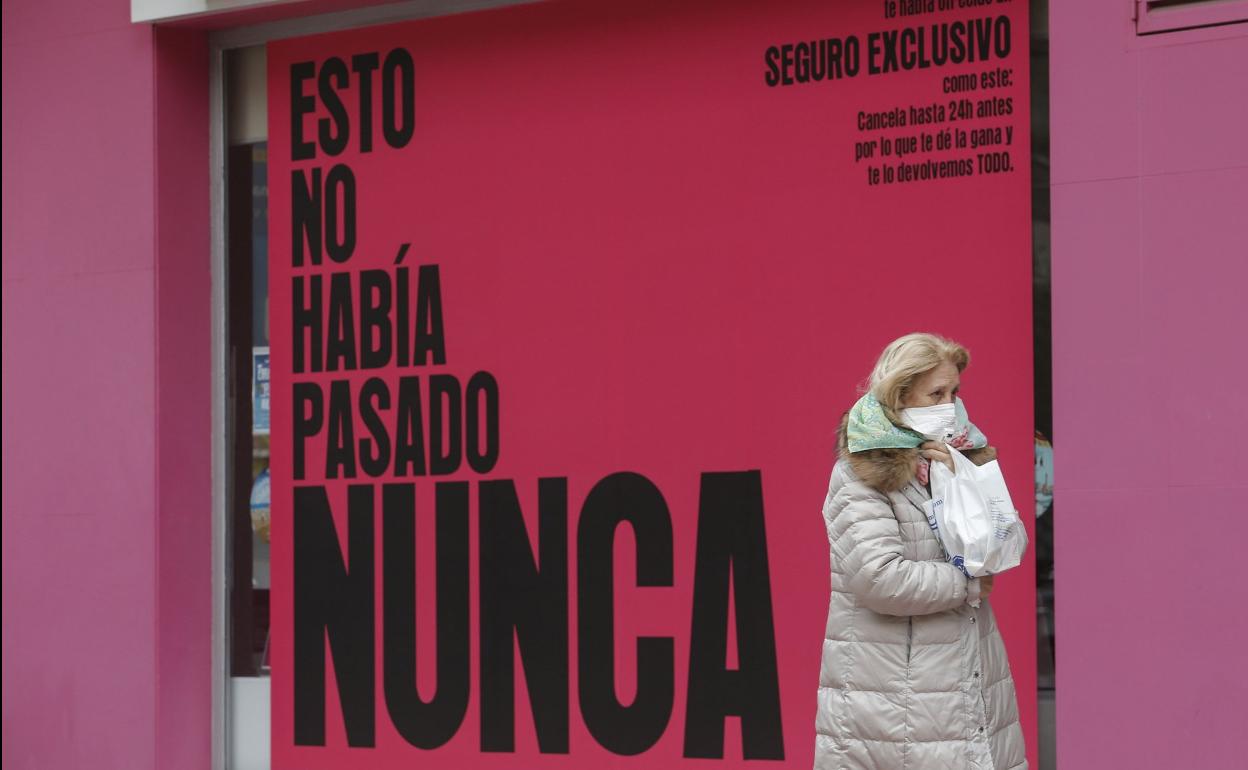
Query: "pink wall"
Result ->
[[2, 2, 210, 769], [9, 0, 1244, 767], [154, 23, 212, 770], [1049, 3, 1248, 768]]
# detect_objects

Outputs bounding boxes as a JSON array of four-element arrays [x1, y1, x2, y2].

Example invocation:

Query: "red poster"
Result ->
[[268, 1, 1035, 767]]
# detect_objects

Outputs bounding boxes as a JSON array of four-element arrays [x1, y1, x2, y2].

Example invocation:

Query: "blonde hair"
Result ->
[[867, 333, 970, 423]]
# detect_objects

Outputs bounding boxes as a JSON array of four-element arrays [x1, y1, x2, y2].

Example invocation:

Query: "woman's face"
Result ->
[[902, 361, 960, 407]]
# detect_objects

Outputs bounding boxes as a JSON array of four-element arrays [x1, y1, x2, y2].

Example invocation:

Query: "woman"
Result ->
[[814, 333, 1027, 769]]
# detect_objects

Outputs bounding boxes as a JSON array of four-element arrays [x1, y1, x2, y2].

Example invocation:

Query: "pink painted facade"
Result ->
[[3, 3, 211, 768], [3, 1, 1246, 769], [1048, 2, 1248, 769]]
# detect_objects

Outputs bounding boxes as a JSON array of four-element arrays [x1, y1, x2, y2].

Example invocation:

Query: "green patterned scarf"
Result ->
[[846, 392, 987, 453]]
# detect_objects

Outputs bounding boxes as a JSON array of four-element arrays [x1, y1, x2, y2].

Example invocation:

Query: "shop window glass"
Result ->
[[1029, 1, 1056, 766], [225, 44, 271, 770], [219, 8, 1059, 765]]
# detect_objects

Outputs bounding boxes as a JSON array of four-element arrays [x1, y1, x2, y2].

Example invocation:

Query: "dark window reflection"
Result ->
[[228, 141, 270, 677]]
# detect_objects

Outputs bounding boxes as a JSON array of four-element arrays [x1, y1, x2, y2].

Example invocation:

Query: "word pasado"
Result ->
[[294, 471, 785, 760], [292, 372, 499, 480], [764, 14, 1011, 87]]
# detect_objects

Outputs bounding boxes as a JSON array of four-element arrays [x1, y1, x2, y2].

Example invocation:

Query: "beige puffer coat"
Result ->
[[813, 415, 1027, 769]]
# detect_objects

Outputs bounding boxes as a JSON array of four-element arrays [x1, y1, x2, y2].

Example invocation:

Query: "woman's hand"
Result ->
[[979, 574, 995, 599], [920, 441, 955, 473]]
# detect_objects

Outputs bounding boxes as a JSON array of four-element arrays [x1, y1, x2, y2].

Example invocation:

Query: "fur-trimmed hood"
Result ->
[[835, 410, 998, 493]]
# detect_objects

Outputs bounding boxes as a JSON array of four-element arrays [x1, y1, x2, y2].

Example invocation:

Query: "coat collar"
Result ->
[[835, 408, 1000, 494]]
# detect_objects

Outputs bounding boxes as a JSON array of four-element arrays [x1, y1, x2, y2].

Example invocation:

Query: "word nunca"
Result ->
[[294, 471, 785, 760]]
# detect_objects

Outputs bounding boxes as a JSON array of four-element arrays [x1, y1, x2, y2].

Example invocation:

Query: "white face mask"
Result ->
[[900, 402, 958, 442]]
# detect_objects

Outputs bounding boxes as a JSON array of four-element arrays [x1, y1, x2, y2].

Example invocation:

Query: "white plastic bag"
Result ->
[[923, 444, 1028, 577]]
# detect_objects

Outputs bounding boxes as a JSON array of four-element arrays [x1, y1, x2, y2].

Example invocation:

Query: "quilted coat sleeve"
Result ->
[[827, 476, 973, 616]]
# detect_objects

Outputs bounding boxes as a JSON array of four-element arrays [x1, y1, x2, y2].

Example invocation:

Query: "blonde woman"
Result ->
[[814, 333, 1026, 769]]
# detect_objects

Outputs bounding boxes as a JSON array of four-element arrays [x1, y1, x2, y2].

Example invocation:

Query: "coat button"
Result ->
[[974, 672, 980, 678], [970, 617, 977, 624]]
